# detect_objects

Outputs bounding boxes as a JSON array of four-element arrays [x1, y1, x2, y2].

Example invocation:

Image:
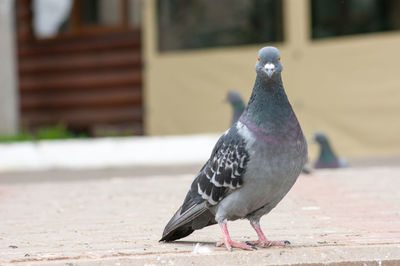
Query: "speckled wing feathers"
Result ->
[[196, 132, 249, 205], [161, 129, 250, 242]]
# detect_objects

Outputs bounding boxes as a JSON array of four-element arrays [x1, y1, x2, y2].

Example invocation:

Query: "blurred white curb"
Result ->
[[0, 134, 220, 172]]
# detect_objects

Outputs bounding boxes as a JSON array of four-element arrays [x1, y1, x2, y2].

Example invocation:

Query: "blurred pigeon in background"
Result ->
[[160, 47, 307, 251], [313, 132, 347, 169], [225, 90, 245, 125]]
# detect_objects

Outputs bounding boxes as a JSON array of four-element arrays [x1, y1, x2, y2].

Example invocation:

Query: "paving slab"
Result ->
[[0, 167, 400, 265]]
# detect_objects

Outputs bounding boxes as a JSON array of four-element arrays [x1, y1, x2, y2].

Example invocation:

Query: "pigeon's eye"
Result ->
[[278, 57, 281, 62], [257, 57, 260, 62]]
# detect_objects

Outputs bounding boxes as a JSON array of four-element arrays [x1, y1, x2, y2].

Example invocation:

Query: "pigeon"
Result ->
[[225, 90, 246, 125], [313, 132, 347, 169], [160, 46, 308, 251]]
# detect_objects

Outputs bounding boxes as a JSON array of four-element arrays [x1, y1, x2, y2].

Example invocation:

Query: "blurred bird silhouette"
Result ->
[[313, 132, 347, 169], [225, 90, 245, 125]]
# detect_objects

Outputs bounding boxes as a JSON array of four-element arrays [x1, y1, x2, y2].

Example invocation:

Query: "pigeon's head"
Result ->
[[225, 91, 243, 105], [312, 132, 329, 145], [255, 46, 283, 80]]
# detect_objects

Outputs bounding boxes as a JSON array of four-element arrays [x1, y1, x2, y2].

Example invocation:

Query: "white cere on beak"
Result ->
[[264, 63, 275, 70]]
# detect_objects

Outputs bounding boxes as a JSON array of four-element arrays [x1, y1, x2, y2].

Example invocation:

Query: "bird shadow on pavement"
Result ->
[[162, 240, 216, 246]]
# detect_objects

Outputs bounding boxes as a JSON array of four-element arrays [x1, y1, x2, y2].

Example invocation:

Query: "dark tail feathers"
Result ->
[[160, 202, 216, 242]]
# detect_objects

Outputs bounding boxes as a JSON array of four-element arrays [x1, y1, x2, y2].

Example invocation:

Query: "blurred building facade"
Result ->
[[1, 0, 400, 158], [9, 0, 143, 136], [144, 0, 400, 158]]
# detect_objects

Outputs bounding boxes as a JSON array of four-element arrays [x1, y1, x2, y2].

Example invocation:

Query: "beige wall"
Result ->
[[143, 0, 400, 159]]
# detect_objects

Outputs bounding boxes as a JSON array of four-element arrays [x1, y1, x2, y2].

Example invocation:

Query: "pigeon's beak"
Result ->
[[264, 63, 275, 78]]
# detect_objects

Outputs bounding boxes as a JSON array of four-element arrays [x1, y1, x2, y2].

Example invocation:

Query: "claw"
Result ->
[[250, 239, 290, 248], [245, 241, 258, 249]]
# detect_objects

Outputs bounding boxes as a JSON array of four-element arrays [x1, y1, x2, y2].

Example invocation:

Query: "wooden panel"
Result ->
[[17, 28, 144, 135], [20, 70, 142, 91], [20, 88, 142, 110], [21, 106, 143, 128], [16, 0, 33, 42], [18, 31, 141, 57], [19, 51, 141, 75]]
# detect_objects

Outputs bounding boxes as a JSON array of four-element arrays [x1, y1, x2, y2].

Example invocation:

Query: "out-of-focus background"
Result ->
[[2, 1, 400, 264], [1, 0, 400, 162]]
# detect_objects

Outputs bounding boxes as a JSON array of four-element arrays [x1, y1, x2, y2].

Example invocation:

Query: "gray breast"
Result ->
[[245, 135, 307, 219], [213, 122, 307, 222]]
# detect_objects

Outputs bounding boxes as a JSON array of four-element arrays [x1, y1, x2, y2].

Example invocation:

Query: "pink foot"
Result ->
[[248, 219, 291, 248], [216, 239, 256, 251], [246, 239, 290, 247], [218, 221, 256, 252]]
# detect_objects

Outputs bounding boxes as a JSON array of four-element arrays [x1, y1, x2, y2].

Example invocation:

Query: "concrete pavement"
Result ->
[[1, 167, 400, 265]]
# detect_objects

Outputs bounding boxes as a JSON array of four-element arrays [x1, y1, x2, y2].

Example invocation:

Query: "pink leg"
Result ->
[[216, 220, 256, 251], [247, 219, 290, 247]]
